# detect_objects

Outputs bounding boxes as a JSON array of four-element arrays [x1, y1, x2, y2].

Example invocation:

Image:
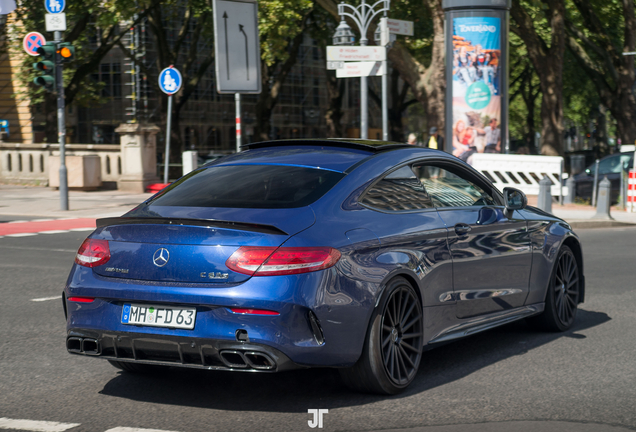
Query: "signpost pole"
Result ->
[[235, 93, 241, 152], [380, 17, 389, 141], [163, 95, 173, 184], [54, 30, 68, 210], [359, 1, 368, 140]]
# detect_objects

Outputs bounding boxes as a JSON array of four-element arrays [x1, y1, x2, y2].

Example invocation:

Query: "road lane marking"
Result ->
[[105, 428, 183, 432], [6, 233, 38, 237], [31, 296, 63, 302], [0, 417, 80, 432]]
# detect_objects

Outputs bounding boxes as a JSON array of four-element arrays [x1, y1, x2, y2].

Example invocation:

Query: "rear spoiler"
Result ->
[[96, 217, 288, 236]]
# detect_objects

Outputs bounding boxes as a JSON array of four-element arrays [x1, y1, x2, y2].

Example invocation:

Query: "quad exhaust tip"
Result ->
[[219, 350, 275, 370], [67, 337, 100, 356]]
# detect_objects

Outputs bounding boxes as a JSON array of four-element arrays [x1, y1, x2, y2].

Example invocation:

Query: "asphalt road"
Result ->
[[0, 227, 635, 432]]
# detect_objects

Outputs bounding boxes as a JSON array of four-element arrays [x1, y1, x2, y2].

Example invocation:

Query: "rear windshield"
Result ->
[[149, 165, 345, 209]]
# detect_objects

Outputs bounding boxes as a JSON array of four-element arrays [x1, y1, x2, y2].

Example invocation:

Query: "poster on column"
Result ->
[[451, 17, 502, 164]]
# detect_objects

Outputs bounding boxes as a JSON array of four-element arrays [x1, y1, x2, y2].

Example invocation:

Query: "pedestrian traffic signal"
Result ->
[[33, 42, 56, 91], [58, 43, 75, 62]]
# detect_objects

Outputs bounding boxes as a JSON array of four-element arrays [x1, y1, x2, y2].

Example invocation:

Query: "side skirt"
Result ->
[[428, 303, 545, 345]]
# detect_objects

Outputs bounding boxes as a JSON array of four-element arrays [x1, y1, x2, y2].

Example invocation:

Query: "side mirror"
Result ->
[[503, 187, 527, 211]]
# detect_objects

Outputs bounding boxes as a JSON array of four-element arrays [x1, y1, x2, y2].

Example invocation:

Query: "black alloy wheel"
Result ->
[[528, 245, 580, 332], [339, 277, 424, 394], [553, 246, 580, 327], [380, 285, 423, 386]]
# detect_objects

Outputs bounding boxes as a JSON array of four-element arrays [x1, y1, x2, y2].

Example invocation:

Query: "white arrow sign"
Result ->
[[387, 18, 414, 36], [213, 0, 261, 94], [326, 46, 386, 62], [336, 61, 386, 78]]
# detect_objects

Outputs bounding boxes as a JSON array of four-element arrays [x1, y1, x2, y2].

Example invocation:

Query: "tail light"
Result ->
[[75, 238, 111, 268], [229, 308, 280, 315], [67, 297, 95, 303], [226, 246, 341, 276]]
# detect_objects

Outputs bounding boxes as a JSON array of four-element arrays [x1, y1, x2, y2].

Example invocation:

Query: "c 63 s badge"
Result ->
[[201, 272, 229, 280]]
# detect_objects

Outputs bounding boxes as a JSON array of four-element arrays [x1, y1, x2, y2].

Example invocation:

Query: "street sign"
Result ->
[[327, 61, 344, 70], [45, 13, 66, 31], [23, 32, 46, 56], [213, 0, 261, 94], [0, 120, 8, 128], [0, 0, 16, 15], [326, 46, 386, 62], [158, 66, 182, 95], [44, 0, 64, 14], [336, 61, 386, 78], [387, 18, 414, 36]]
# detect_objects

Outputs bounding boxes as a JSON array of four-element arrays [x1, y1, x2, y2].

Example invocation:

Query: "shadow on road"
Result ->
[[99, 308, 610, 412]]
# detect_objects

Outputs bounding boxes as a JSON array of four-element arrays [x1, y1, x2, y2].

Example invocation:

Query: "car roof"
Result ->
[[207, 139, 426, 173], [242, 138, 413, 154]]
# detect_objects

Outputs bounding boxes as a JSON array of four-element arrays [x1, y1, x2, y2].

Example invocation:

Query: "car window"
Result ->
[[149, 165, 345, 209], [412, 164, 497, 208], [360, 166, 435, 212], [597, 155, 622, 174]]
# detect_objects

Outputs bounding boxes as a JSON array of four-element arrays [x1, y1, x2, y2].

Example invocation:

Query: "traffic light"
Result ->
[[33, 42, 56, 91], [58, 43, 75, 62]]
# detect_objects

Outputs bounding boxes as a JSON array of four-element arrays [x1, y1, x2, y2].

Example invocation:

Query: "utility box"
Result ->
[[49, 155, 102, 190]]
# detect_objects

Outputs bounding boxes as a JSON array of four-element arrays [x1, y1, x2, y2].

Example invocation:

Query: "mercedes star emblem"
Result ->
[[153, 248, 170, 267]]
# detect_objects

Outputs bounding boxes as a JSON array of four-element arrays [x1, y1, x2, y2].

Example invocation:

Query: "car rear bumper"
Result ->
[[67, 328, 301, 372], [64, 265, 374, 368]]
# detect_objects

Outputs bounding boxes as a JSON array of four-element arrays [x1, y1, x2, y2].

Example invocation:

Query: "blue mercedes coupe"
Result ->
[[64, 140, 584, 394]]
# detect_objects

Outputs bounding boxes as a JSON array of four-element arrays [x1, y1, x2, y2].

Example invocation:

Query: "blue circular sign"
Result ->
[[44, 0, 65, 14], [158, 67, 182, 95]]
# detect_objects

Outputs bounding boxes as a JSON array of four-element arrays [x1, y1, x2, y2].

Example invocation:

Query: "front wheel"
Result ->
[[528, 245, 580, 332], [339, 277, 423, 394]]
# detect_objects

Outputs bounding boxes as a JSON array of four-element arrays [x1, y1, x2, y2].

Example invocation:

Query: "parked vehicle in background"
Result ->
[[572, 153, 634, 204]]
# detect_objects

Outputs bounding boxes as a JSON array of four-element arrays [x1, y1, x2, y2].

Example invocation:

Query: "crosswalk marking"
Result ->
[[0, 418, 80, 432], [0, 419, 183, 432], [105, 428, 183, 432], [31, 295, 63, 302]]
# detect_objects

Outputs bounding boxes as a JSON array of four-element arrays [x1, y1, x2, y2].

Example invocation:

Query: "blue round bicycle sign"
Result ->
[[158, 66, 182, 95], [44, 0, 65, 14]]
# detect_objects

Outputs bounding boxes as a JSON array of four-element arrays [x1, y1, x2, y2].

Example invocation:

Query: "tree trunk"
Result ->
[[317, 0, 446, 139], [511, 0, 566, 156], [324, 67, 344, 138]]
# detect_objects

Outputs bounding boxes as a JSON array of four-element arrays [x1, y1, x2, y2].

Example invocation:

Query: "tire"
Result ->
[[108, 360, 169, 374], [528, 245, 580, 332], [339, 277, 424, 394]]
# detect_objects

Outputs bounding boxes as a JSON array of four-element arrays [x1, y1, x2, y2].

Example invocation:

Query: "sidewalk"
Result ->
[[1, 184, 635, 227], [0, 185, 152, 219]]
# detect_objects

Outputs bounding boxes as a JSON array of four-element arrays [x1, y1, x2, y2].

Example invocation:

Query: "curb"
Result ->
[[566, 220, 636, 229]]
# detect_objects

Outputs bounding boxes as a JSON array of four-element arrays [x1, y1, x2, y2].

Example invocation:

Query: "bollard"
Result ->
[[593, 176, 613, 220], [591, 159, 600, 207], [564, 176, 576, 205], [537, 175, 552, 213]]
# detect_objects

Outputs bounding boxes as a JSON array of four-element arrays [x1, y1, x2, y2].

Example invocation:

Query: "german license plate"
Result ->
[[121, 303, 196, 329]]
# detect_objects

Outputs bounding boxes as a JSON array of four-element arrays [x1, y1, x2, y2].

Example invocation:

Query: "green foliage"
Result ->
[[258, 0, 314, 67], [8, 0, 154, 106]]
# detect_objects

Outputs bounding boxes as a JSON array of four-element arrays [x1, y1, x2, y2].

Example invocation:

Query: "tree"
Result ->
[[510, 0, 567, 156], [9, 0, 159, 143], [565, 0, 636, 149], [254, 0, 315, 141], [316, 0, 446, 135]]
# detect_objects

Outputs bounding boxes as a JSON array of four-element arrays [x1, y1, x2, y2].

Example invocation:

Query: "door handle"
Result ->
[[454, 223, 472, 236]]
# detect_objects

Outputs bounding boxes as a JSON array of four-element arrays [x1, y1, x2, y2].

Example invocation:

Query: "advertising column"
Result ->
[[443, 0, 511, 163]]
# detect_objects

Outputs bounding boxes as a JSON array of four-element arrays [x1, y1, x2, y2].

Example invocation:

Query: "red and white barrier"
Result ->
[[629, 170, 636, 212]]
